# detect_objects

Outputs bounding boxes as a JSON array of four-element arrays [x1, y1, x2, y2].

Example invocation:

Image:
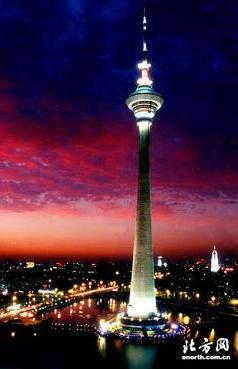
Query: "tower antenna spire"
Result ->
[[142, 0, 148, 61], [137, 0, 152, 86]]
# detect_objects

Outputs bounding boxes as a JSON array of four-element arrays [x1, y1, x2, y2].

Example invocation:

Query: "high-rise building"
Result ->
[[126, 8, 163, 318], [211, 245, 220, 272]]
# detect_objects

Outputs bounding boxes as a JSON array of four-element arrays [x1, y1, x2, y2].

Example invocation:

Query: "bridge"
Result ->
[[0, 286, 118, 323]]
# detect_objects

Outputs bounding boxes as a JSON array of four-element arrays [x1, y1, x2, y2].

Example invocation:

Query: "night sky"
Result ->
[[0, 0, 237, 260]]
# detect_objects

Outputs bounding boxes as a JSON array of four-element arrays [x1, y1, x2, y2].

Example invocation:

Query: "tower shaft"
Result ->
[[128, 121, 156, 317]]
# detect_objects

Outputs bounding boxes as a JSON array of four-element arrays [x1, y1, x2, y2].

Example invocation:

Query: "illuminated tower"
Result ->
[[211, 245, 220, 272], [126, 6, 163, 318]]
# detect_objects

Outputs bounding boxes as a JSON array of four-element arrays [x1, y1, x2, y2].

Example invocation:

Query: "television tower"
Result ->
[[126, 3, 163, 318], [211, 245, 220, 272]]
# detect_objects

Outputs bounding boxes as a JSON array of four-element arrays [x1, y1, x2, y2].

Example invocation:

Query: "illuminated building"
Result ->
[[157, 256, 163, 268], [26, 261, 35, 269], [157, 256, 167, 268], [211, 245, 220, 273], [126, 6, 163, 318]]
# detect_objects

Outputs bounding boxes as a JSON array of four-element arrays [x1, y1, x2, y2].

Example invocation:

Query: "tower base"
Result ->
[[99, 312, 187, 342]]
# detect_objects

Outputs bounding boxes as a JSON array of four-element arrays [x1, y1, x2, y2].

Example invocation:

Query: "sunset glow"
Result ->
[[0, 1, 237, 259]]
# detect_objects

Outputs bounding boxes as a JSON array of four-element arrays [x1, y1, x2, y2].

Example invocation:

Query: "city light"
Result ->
[[99, 319, 110, 335], [26, 261, 35, 269], [211, 296, 216, 303], [38, 289, 57, 295], [183, 316, 190, 325], [228, 298, 238, 306], [7, 304, 21, 311]]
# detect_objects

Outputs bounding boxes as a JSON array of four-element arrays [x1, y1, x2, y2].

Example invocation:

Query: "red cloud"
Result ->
[[0, 82, 237, 258]]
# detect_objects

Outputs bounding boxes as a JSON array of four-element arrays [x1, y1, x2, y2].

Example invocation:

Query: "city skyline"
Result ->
[[0, 0, 237, 259]]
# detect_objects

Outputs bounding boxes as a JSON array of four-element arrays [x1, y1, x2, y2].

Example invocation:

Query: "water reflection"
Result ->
[[97, 336, 106, 358], [208, 328, 216, 342], [114, 338, 123, 351], [47, 297, 125, 325], [125, 345, 156, 369], [194, 330, 199, 339], [234, 331, 238, 359], [45, 297, 237, 363]]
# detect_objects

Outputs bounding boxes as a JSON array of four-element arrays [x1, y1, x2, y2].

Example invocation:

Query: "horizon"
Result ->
[[0, 245, 236, 264], [0, 0, 237, 259]]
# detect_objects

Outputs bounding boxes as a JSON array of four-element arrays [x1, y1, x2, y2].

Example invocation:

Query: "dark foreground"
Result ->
[[0, 294, 237, 369], [0, 322, 237, 369]]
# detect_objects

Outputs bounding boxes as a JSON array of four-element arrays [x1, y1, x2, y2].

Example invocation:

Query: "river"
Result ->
[[0, 296, 237, 368]]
